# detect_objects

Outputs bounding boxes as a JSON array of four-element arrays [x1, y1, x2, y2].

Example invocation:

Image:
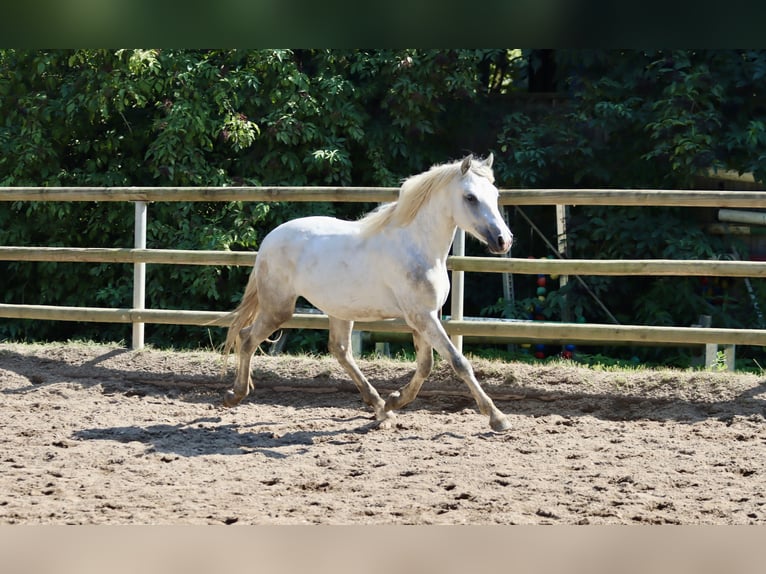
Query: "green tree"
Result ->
[[496, 49, 765, 362], [1, 49, 765, 362], [0, 49, 512, 347]]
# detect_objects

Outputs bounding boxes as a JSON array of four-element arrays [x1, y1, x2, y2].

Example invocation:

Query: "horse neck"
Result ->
[[401, 191, 458, 262]]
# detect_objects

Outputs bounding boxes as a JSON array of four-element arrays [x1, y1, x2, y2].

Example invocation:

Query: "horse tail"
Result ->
[[222, 271, 260, 361]]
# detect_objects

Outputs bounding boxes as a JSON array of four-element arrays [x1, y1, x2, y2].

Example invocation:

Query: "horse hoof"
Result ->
[[490, 414, 512, 433], [223, 390, 241, 408], [372, 416, 395, 430], [376, 408, 396, 422], [384, 391, 401, 411]]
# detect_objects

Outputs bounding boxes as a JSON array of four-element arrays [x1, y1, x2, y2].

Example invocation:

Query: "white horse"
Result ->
[[223, 154, 514, 432]]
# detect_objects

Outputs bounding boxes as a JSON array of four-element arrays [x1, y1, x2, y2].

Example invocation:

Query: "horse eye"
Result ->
[[464, 194, 477, 204]]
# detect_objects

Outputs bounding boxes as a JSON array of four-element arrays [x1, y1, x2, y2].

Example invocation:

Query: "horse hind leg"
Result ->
[[327, 317, 388, 421], [224, 306, 293, 407]]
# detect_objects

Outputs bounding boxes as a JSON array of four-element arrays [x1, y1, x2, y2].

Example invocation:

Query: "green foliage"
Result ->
[[494, 50, 766, 364], [2, 49, 766, 362], [0, 49, 509, 347], [497, 50, 766, 186]]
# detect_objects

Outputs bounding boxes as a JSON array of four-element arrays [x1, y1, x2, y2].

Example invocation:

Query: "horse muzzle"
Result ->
[[487, 230, 513, 254]]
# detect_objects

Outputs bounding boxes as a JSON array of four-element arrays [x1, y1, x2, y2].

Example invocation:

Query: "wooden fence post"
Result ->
[[696, 314, 736, 371], [132, 201, 147, 350], [450, 229, 466, 352], [555, 204, 571, 322]]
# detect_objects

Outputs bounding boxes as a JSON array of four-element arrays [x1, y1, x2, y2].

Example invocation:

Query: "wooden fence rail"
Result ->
[[3, 187, 766, 207], [2, 304, 765, 347], [2, 186, 766, 356], [1, 246, 765, 278]]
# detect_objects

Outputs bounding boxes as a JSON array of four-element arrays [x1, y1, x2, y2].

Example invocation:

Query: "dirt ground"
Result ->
[[1, 341, 765, 525]]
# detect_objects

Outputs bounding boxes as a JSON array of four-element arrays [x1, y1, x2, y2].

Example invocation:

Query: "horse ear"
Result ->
[[460, 155, 472, 174], [483, 153, 494, 168]]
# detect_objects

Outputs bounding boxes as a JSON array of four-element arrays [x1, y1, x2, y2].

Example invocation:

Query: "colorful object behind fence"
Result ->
[[524, 258, 583, 360]]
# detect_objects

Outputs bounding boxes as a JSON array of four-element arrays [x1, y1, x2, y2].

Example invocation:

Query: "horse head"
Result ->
[[453, 153, 513, 254]]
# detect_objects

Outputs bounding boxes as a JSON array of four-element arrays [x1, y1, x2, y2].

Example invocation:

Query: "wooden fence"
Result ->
[[2, 187, 766, 358]]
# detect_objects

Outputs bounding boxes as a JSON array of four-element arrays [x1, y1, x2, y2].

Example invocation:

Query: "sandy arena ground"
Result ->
[[1, 341, 765, 524]]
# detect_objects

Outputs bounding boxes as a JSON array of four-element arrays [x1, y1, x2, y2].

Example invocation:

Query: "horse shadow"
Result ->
[[71, 416, 367, 459], [65, 379, 766, 459], [2, 345, 766, 433]]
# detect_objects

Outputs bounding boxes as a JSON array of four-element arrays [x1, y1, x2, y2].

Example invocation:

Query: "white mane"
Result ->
[[359, 156, 494, 237]]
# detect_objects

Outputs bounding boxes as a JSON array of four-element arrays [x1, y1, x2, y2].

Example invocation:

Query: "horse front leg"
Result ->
[[327, 317, 389, 421], [384, 330, 433, 412], [407, 311, 511, 432]]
